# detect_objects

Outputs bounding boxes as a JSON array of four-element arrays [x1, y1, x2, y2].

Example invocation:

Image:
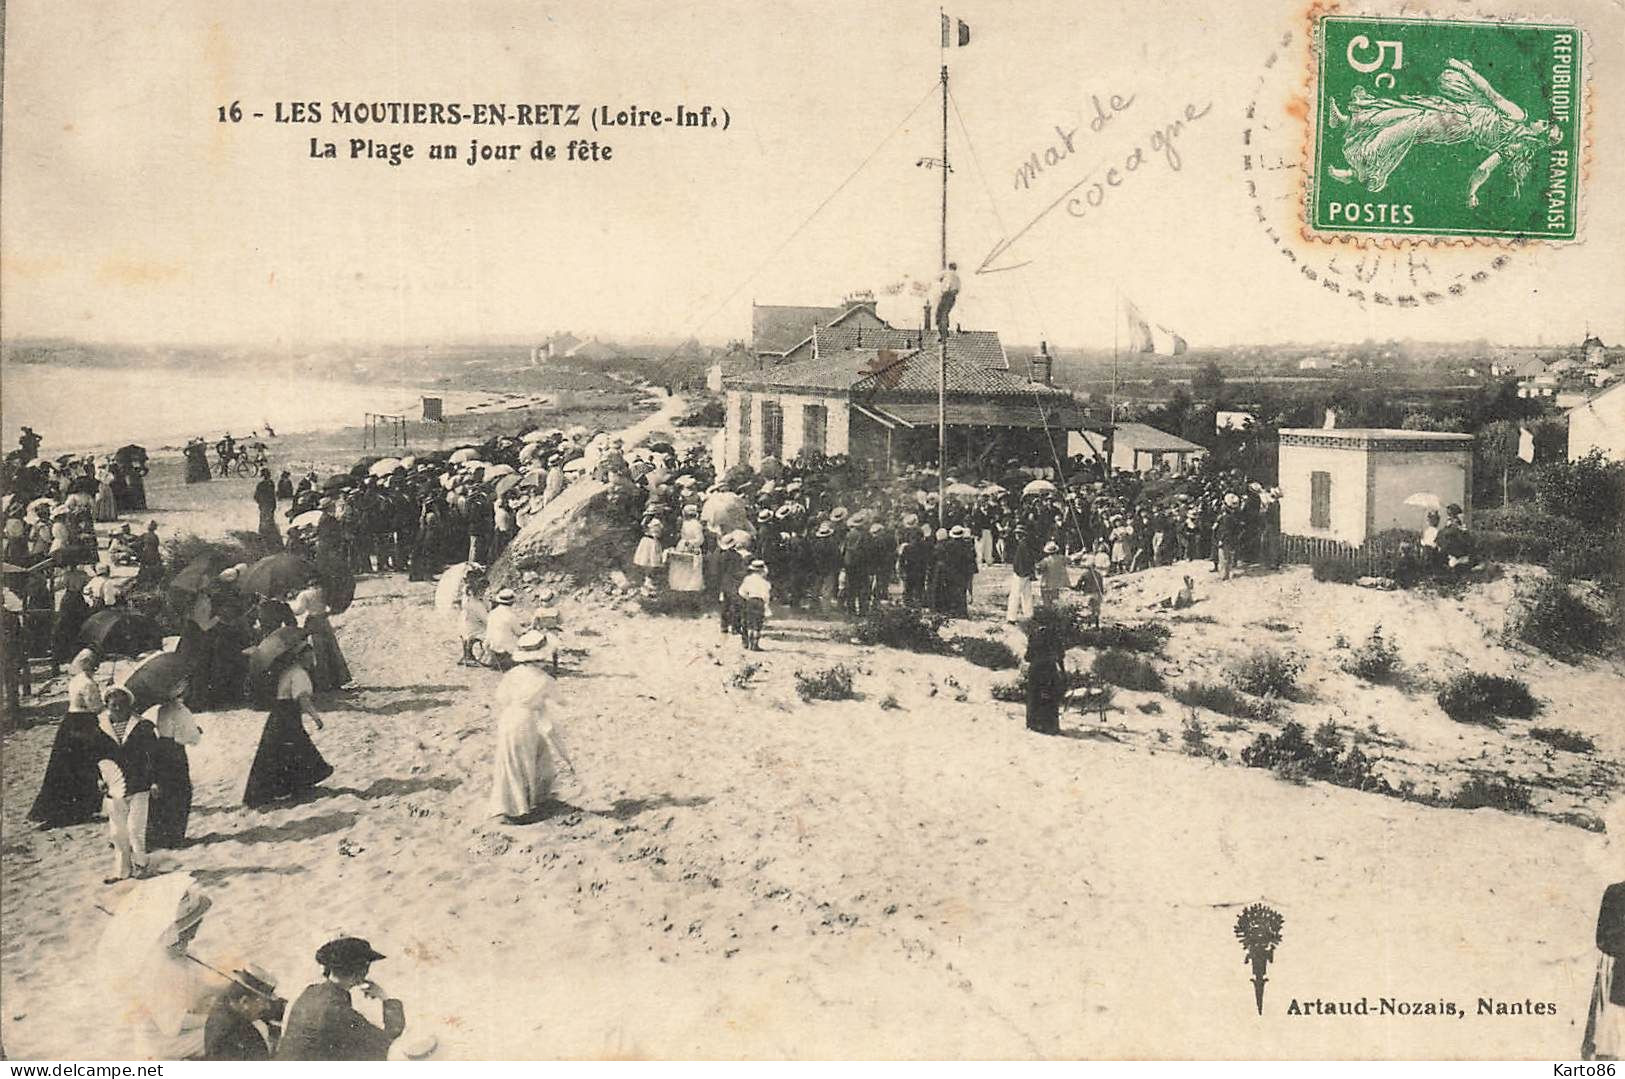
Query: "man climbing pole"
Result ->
[[933, 261, 960, 339]]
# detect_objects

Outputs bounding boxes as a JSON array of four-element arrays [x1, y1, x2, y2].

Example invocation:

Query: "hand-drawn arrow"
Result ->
[[975, 164, 1100, 276]]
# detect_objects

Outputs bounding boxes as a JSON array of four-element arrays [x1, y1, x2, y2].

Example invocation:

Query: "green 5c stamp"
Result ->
[[1312, 16, 1581, 240]]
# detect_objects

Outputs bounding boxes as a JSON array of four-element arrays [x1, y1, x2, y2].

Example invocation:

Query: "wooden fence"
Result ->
[[1279, 530, 1417, 577]]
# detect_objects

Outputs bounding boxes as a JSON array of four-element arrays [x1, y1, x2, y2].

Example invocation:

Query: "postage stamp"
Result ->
[[1311, 15, 1582, 240]]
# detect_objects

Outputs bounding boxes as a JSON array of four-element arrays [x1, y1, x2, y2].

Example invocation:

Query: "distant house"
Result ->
[[1277, 428, 1473, 546], [723, 336, 1090, 471], [1492, 356, 1547, 380], [1068, 423, 1207, 475], [1518, 375, 1558, 399], [1584, 334, 1608, 366], [751, 299, 887, 364], [1297, 357, 1327, 371], [1568, 381, 1625, 461], [1589, 369, 1618, 389]]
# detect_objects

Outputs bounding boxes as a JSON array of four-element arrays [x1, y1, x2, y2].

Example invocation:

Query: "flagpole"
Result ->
[[937, 19, 949, 527], [1110, 288, 1119, 471]]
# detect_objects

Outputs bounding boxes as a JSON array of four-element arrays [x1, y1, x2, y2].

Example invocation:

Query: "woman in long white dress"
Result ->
[[489, 663, 575, 822], [98, 872, 223, 1059]]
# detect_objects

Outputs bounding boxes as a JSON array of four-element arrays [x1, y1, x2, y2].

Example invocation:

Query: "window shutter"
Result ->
[[1310, 470, 1332, 529]]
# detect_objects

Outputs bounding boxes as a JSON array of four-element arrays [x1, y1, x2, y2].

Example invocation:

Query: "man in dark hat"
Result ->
[[275, 936, 406, 1060]]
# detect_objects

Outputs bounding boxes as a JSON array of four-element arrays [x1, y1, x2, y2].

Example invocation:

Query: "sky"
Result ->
[[2, 0, 1621, 352]]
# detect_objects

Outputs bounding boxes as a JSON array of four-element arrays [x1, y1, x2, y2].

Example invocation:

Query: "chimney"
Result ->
[[1032, 340, 1054, 385]]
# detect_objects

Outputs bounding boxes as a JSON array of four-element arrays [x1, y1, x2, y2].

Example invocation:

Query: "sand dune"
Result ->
[[4, 550, 1619, 1058]]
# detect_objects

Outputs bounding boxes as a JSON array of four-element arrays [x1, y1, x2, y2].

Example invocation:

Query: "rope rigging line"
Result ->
[[948, 86, 1096, 553], [662, 80, 944, 356]]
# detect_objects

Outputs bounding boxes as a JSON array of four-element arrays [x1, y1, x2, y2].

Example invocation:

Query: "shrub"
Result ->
[[953, 636, 1020, 670], [1181, 714, 1212, 756], [990, 677, 1026, 703], [1239, 721, 1388, 793], [854, 606, 950, 653], [1342, 624, 1404, 683], [1170, 680, 1283, 722], [1435, 671, 1538, 726], [795, 665, 857, 702], [1069, 621, 1171, 654], [1529, 726, 1595, 753], [1311, 559, 1361, 584], [674, 398, 727, 428], [1535, 450, 1625, 530], [1451, 774, 1533, 813], [1091, 649, 1164, 691], [1512, 579, 1615, 661], [1227, 648, 1302, 699], [1549, 535, 1620, 583]]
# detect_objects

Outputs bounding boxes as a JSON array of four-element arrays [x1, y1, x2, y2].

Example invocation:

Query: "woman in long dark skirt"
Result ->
[[27, 648, 107, 827], [291, 583, 351, 691], [146, 681, 202, 849], [1023, 617, 1065, 736], [242, 640, 332, 808], [51, 567, 92, 664]]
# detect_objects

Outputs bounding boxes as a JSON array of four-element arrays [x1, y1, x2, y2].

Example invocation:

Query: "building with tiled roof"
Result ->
[[721, 338, 1093, 471], [775, 324, 1010, 371], [750, 299, 886, 360]]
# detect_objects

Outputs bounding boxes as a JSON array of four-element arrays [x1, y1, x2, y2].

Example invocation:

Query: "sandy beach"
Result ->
[[3, 398, 1620, 1057]]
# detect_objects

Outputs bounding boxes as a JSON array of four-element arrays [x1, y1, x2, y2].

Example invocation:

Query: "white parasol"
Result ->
[[449, 447, 481, 464], [367, 458, 402, 478], [1403, 493, 1443, 512], [561, 457, 590, 474], [289, 510, 324, 531], [1022, 479, 1057, 496], [520, 429, 548, 444], [483, 464, 516, 480]]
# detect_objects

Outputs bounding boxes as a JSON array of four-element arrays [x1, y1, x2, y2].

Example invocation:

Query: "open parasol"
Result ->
[[1403, 492, 1443, 512], [321, 475, 349, 492], [1022, 479, 1058, 497], [494, 474, 522, 497], [240, 553, 313, 597], [944, 482, 982, 497], [243, 625, 310, 676], [119, 650, 192, 712], [449, 447, 481, 464], [80, 611, 164, 657], [561, 457, 589, 474], [368, 458, 402, 478], [483, 464, 516, 480], [168, 553, 225, 595], [288, 510, 325, 531], [520, 429, 547, 444]]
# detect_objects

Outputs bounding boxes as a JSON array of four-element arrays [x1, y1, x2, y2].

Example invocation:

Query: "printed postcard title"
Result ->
[[216, 100, 733, 166]]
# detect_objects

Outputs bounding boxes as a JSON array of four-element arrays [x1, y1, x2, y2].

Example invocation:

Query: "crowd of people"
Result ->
[[3, 410, 1289, 1061], [607, 448, 1282, 642]]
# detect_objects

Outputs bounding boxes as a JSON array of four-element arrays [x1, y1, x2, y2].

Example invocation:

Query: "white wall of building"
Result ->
[[1278, 444, 1369, 545], [1570, 387, 1625, 461], [724, 390, 849, 469], [1369, 452, 1471, 533]]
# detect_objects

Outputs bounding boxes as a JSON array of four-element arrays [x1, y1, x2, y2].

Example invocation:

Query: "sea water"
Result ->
[[1, 364, 459, 455]]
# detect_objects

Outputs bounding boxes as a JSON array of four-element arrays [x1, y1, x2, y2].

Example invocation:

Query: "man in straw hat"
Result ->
[[276, 936, 406, 1060], [484, 588, 522, 670], [204, 964, 285, 1060]]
